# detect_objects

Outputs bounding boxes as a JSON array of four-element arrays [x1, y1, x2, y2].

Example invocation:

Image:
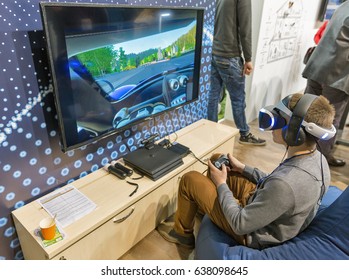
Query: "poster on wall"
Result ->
[[257, 1, 303, 67], [246, 0, 307, 122]]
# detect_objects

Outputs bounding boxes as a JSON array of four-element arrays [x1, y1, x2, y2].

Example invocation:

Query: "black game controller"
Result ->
[[212, 155, 230, 170], [112, 161, 133, 176]]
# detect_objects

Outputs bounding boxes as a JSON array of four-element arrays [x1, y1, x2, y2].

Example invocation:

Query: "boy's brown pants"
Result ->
[[173, 154, 256, 245]]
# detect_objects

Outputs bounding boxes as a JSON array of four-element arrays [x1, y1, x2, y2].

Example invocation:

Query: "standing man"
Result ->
[[207, 0, 266, 145], [302, 0, 349, 167]]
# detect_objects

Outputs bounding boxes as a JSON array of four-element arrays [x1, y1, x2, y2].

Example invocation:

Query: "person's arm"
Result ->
[[237, 0, 252, 62], [208, 155, 290, 235], [208, 153, 268, 186], [243, 61, 253, 76], [226, 153, 268, 184], [329, 16, 349, 83], [217, 177, 295, 235]]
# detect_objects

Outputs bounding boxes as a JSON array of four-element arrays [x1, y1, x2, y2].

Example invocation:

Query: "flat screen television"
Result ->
[[39, 2, 204, 152]]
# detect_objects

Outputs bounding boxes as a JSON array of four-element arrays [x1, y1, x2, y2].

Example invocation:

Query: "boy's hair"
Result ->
[[288, 93, 335, 144]]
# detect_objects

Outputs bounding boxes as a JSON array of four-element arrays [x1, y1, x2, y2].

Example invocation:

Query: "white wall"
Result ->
[[224, 0, 323, 124]]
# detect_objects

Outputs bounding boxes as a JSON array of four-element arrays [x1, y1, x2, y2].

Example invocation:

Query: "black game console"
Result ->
[[167, 142, 190, 158], [212, 154, 230, 170], [123, 144, 183, 181]]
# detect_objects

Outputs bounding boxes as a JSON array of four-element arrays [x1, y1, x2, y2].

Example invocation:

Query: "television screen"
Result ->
[[40, 3, 204, 152]]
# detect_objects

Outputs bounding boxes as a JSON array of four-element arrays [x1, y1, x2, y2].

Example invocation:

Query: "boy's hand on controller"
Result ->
[[208, 160, 227, 187], [227, 153, 245, 174]]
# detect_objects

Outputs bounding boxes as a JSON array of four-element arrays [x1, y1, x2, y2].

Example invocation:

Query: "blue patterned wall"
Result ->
[[0, 0, 215, 259]]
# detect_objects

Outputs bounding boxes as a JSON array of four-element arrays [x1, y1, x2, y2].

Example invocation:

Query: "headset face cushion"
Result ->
[[259, 106, 288, 131]]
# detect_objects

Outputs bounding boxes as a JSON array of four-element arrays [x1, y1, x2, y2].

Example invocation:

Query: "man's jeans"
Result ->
[[207, 55, 249, 136]]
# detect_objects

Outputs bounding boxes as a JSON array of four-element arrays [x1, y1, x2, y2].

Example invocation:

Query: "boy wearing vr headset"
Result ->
[[158, 93, 335, 250]]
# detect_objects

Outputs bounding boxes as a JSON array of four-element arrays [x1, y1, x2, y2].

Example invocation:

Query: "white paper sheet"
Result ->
[[38, 185, 96, 228]]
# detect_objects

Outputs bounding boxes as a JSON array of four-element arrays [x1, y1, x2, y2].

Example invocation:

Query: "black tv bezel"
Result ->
[[39, 2, 204, 152]]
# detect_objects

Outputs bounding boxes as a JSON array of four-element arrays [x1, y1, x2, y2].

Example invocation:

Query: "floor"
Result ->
[[119, 118, 349, 260]]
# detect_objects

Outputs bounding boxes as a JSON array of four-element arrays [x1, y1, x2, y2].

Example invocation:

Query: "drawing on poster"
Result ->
[[259, 1, 303, 65]]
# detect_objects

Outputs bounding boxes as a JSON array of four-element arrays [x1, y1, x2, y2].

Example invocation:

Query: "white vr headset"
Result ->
[[259, 94, 336, 141]]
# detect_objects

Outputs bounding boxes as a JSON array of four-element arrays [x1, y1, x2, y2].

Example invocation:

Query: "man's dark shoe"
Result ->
[[239, 133, 266, 146], [157, 222, 195, 249], [326, 156, 346, 167]]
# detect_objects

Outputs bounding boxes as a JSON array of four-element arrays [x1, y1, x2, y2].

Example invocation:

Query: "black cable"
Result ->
[[126, 181, 139, 197], [281, 163, 322, 182], [130, 174, 144, 180], [315, 138, 326, 205], [129, 168, 144, 180], [188, 150, 208, 166], [281, 146, 289, 162], [282, 144, 326, 206]]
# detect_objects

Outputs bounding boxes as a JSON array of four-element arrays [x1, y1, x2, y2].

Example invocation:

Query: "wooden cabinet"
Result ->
[[51, 180, 175, 260], [12, 119, 238, 260]]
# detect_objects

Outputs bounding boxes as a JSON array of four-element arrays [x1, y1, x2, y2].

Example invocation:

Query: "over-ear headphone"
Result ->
[[259, 93, 336, 146], [282, 94, 316, 146]]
